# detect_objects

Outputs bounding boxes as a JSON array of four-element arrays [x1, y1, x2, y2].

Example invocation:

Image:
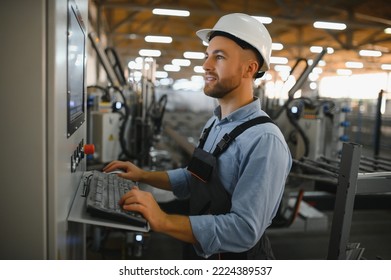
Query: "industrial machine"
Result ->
[[264, 50, 352, 161], [1, 0, 89, 259], [264, 52, 391, 255], [86, 31, 168, 168], [1, 0, 168, 260], [72, 24, 171, 259]]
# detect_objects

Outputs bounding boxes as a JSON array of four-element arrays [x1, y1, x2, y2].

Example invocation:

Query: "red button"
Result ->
[[84, 144, 95, 155]]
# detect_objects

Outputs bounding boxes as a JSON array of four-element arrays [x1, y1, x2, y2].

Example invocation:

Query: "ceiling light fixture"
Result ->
[[384, 28, 391, 34], [310, 46, 323, 53], [145, 35, 172, 43], [139, 49, 161, 57], [270, 56, 288, 64], [359, 50, 382, 57], [193, 66, 205, 73], [312, 67, 323, 74], [159, 78, 174, 86], [318, 60, 326, 66], [164, 64, 180, 72], [172, 59, 191, 66], [274, 65, 291, 72], [272, 43, 283, 51], [381, 64, 391, 70], [155, 71, 168, 78], [191, 75, 204, 83], [152, 8, 190, 17], [183, 51, 205, 59], [310, 46, 334, 54], [313, 21, 347, 30]]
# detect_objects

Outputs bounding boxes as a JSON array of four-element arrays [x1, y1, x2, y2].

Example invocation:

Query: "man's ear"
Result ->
[[244, 59, 259, 78]]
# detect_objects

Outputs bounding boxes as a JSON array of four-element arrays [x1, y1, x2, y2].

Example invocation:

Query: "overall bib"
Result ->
[[185, 116, 276, 260]]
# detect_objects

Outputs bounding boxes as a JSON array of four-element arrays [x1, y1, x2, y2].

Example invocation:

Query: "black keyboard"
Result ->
[[84, 170, 148, 228]]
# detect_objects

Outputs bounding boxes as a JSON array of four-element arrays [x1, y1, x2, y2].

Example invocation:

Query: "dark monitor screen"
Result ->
[[67, 0, 86, 137]]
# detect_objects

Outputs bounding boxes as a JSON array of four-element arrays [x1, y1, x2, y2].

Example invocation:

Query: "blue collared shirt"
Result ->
[[167, 98, 292, 258]]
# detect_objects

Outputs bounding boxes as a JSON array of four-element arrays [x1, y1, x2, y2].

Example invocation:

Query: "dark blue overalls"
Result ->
[[185, 116, 276, 260]]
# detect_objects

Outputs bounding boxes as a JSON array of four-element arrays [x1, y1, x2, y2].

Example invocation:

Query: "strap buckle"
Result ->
[[214, 133, 231, 155]]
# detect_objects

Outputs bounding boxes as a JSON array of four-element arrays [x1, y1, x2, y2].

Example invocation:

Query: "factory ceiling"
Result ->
[[90, 0, 391, 82]]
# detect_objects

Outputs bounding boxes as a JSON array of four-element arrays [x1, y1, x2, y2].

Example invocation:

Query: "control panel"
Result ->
[[71, 139, 95, 173]]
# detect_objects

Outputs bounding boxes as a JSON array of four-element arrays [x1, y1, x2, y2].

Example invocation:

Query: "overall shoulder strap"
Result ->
[[212, 116, 274, 156], [197, 119, 216, 149]]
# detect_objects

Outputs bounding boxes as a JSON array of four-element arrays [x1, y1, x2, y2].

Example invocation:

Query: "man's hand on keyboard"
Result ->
[[118, 186, 166, 232], [103, 160, 143, 182], [102, 160, 195, 243], [103, 160, 172, 191]]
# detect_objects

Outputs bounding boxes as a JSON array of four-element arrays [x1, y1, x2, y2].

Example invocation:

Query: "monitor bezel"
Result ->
[[67, 0, 86, 138]]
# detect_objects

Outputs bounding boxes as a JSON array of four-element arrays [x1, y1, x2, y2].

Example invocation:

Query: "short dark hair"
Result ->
[[209, 31, 264, 78]]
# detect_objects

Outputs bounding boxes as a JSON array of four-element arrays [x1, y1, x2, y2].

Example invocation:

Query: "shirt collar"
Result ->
[[213, 97, 261, 122]]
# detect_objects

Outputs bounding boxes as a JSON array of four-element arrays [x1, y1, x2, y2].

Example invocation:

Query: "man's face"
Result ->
[[202, 36, 244, 99]]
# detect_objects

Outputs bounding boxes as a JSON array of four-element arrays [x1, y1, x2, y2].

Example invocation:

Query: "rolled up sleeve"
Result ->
[[167, 168, 191, 199]]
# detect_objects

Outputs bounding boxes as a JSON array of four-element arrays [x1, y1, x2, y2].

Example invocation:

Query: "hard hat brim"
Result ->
[[196, 29, 214, 43]]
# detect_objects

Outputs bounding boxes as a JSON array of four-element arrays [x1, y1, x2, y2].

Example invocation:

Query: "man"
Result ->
[[103, 13, 292, 259]]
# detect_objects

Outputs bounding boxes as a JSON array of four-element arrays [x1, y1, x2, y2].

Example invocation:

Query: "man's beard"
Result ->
[[203, 73, 241, 99]]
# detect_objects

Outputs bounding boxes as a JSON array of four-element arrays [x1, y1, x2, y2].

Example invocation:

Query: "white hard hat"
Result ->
[[196, 13, 272, 74]]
